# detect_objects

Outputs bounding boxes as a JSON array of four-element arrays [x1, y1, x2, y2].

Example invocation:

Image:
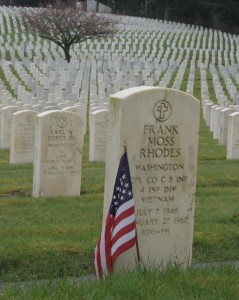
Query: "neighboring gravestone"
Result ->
[[89, 109, 109, 162], [33, 110, 84, 197], [219, 108, 234, 146], [0, 106, 21, 149], [104, 86, 200, 270], [62, 105, 86, 134], [10, 110, 37, 164], [227, 112, 239, 159]]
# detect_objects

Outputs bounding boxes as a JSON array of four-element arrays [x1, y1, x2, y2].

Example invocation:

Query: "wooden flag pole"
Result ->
[[135, 228, 141, 262]]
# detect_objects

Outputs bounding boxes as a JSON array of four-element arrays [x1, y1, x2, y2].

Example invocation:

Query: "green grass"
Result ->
[[0, 133, 104, 283], [1, 265, 239, 299]]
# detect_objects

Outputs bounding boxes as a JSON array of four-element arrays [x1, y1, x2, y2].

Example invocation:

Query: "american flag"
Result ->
[[94, 150, 136, 279]]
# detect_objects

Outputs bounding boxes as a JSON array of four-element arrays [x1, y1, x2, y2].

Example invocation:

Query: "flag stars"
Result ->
[[128, 191, 132, 196], [124, 183, 129, 188], [122, 189, 126, 194]]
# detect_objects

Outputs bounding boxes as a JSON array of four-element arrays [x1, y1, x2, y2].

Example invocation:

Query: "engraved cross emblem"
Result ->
[[153, 100, 172, 122], [157, 102, 169, 119]]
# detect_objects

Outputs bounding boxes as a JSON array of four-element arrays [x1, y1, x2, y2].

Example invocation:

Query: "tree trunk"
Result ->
[[63, 45, 71, 63], [96, 0, 99, 12], [145, 0, 148, 17], [164, 7, 169, 21]]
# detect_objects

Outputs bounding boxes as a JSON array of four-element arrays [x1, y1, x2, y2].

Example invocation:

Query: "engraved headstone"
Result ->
[[62, 105, 86, 134], [89, 109, 109, 162], [0, 106, 21, 149], [10, 110, 37, 164], [227, 112, 239, 159], [219, 108, 234, 146], [104, 86, 200, 270], [33, 111, 84, 197]]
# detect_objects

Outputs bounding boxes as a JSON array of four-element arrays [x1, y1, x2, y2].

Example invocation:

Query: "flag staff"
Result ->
[[123, 140, 127, 153], [135, 229, 141, 262]]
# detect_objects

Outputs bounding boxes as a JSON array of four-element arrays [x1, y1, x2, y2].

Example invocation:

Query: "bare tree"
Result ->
[[20, 0, 116, 62]]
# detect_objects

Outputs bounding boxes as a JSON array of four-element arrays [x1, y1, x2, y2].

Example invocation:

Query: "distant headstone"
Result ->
[[227, 112, 239, 159], [233, 92, 239, 105], [219, 108, 234, 146], [62, 105, 86, 134], [204, 101, 213, 126], [89, 109, 109, 162], [104, 86, 200, 270], [33, 111, 84, 197], [0, 106, 20, 149], [10, 110, 37, 164]]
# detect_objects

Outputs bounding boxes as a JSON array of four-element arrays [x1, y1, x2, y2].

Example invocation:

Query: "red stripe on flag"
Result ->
[[111, 221, 136, 246], [113, 206, 135, 228], [111, 235, 136, 263]]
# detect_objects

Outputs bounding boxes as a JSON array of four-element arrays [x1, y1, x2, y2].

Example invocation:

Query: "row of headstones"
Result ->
[[4, 31, 238, 74], [198, 55, 239, 157], [0, 101, 88, 148], [0, 106, 110, 199], [1, 58, 85, 103], [209, 64, 239, 105], [2, 49, 238, 115], [0, 9, 238, 144], [202, 99, 239, 159], [0, 85, 202, 270], [5, 90, 238, 202], [2, 6, 239, 56], [0, 7, 238, 123], [0, 101, 109, 160], [4, 51, 237, 113], [0, 8, 238, 109], [0, 4, 237, 77], [1, 6, 239, 69]]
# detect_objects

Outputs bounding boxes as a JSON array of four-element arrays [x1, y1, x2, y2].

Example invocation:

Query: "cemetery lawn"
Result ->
[[1, 116, 239, 298]]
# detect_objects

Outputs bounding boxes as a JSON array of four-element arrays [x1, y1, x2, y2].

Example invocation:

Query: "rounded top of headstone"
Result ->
[[111, 86, 200, 105], [12, 110, 36, 116], [229, 111, 239, 117], [37, 110, 62, 117], [92, 109, 109, 115]]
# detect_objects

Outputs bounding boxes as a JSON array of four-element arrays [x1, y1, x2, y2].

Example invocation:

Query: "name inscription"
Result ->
[[42, 122, 80, 177], [133, 123, 196, 238]]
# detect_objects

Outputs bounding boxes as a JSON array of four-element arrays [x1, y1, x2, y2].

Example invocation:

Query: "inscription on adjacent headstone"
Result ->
[[89, 109, 109, 162], [10, 110, 37, 164], [0, 106, 20, 149], [33, 111, 84, 197], [104, 86, 200, 269], [227, 112, 239, 159]]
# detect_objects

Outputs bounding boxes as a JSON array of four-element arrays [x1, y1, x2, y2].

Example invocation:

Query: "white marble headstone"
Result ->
[[104, 86, 200, 270], [227, 112, 239, 159], [89, 109, 109, 162], [10, 110, 37, 164], [0, 106, 21, 149], [33, 110, 84, 197]]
